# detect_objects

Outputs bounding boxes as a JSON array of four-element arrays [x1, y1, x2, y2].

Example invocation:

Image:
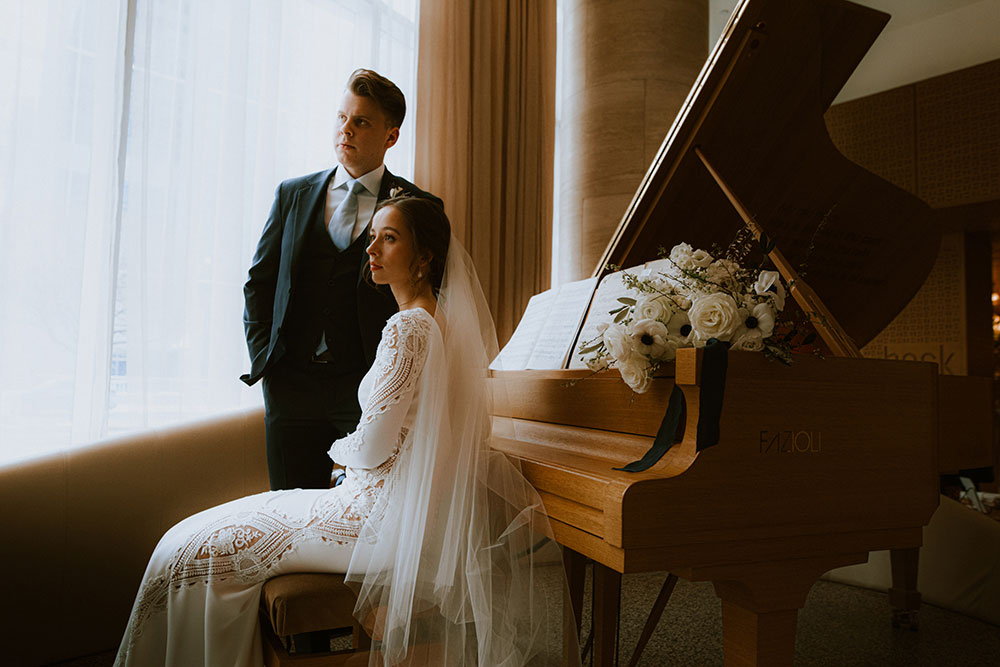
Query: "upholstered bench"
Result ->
[[259, 573, 371, 666]]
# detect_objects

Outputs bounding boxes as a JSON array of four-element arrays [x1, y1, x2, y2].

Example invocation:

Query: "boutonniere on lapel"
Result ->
[[388, 186, 405, 198]]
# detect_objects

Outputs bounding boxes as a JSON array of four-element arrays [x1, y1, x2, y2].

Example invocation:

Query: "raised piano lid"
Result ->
[[594, 0, 940, 349]]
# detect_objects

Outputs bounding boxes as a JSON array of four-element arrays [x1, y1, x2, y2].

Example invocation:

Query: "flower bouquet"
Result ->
[[576, 241, 793, 394]]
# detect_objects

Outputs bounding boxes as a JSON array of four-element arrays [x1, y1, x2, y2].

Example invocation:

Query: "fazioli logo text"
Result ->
[[759, 430, 821, 454]]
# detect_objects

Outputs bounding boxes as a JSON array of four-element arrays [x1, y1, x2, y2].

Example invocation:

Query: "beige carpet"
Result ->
[[50, 575, 999, 667], [827, 496, 1000, 627]]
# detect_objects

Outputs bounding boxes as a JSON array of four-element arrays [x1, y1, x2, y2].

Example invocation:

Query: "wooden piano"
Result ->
[[490, 0, 990, 665]]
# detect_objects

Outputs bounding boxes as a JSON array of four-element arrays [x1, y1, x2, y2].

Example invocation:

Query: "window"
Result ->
[[0, 0, 418, 465]]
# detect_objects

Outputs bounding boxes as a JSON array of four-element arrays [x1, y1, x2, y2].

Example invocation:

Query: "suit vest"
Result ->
[[281, 206, 369, 375]]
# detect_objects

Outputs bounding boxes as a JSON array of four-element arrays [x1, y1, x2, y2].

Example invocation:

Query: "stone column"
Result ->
[[557, 0, 708, 282]]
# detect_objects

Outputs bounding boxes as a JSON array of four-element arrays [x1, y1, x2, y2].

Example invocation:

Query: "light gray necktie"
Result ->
[[329, 179, 364, 250]]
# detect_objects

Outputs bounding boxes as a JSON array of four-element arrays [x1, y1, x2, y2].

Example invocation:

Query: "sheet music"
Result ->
[[526, 277, 598, 369], [641, 257, 672, 275], [490, 277, 599, 371], [568, 267, 643, 369], [489, 289, 556, 371], [495, 257, 681, 371]]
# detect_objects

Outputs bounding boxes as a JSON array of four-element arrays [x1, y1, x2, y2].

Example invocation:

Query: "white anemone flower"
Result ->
[[630, 319, 671, 360], [754, 270, 787, 311], [731, 302, 776, 351], [666, 310, 693, 343]]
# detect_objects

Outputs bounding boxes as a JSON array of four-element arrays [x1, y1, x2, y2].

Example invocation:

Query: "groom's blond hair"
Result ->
[[347, 69, 406, 129]]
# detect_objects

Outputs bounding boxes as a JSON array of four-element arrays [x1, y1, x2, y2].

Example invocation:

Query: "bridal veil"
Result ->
[[345, 236, 580, 665]]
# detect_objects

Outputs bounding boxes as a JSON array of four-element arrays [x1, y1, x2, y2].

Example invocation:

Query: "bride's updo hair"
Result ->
[[371, 196, 451, 292]]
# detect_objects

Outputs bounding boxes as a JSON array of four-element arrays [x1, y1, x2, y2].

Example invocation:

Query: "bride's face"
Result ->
[[366, 207, 421, 287]]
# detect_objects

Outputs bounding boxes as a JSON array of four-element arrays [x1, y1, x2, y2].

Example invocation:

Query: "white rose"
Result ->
[[669, 243, 714, 271], [754, 270, 787, 311], [602, 323, 631, 362], [731, 330, 765, 352], [688, 292, 741, 342], [635, 294, 672, 322], [668, 242, 712, 271], [617, 353, 652, 394], [658, 337, 680, 362], [670, 291, 692, 310], [630, 319, 671, 360], [668, 242, 694, 268]]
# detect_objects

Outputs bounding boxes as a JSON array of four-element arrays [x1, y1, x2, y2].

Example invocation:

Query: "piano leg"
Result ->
[[889, 547, 922, 630], [593, 563, 622, 667], [708, 554, 867, 667], [626, 573, 678, 667], [563, 547, 587, 662], [718, 601, 798, 667]]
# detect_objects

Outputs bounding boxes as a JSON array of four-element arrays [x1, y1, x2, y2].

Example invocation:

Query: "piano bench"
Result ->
[[259, 573, 371, 667]]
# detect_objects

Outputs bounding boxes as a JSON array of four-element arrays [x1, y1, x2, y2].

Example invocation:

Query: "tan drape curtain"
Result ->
[[413, 0, 556, 345]]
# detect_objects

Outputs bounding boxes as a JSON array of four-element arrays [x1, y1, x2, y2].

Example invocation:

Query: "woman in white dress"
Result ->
[[115, 197, 577, 667]]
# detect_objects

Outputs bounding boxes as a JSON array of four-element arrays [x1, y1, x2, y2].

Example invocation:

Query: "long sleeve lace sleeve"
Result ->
[[328, 311, 432, 469]]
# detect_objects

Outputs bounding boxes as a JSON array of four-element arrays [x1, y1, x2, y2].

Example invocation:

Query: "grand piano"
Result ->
[[489, 0, 984, 665]]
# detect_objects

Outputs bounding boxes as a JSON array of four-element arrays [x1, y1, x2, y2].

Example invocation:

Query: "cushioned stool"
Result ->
[[260, 573, 371, 666]]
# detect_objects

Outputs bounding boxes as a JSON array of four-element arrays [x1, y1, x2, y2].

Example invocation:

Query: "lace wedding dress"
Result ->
[[114, 309, 433, 667], [117, 232, 579, 667]]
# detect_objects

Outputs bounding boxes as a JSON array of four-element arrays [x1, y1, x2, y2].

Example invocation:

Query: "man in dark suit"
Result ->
[[242, 69, 441, 491]]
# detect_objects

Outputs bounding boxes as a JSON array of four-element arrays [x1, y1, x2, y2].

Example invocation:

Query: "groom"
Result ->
[[242, 69, 441, 491]]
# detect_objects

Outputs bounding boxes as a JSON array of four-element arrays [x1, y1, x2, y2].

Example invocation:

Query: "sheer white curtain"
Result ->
[[0, 0, 418, 466]]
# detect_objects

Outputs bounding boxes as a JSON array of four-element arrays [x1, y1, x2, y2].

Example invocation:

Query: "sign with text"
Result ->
[[862, 343, 967, 375]]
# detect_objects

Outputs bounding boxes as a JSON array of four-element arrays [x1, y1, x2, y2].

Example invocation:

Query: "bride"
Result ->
[[115, 196, 578, 666]]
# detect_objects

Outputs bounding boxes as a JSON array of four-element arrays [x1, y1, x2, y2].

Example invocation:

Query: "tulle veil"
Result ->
[[344, 236, 580, 666]]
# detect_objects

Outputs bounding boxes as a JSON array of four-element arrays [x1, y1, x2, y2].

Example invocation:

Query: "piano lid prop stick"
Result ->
[[693, 146, 862, 359]]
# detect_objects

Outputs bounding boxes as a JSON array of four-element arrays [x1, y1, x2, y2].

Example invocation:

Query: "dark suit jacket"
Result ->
[[241, 166, 442, 386]]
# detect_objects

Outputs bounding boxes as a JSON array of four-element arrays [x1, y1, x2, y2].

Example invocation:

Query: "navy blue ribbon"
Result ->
[[695, 338, 729, 451], [614, 338, 729, 472], [613, 384, 685, 472]]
